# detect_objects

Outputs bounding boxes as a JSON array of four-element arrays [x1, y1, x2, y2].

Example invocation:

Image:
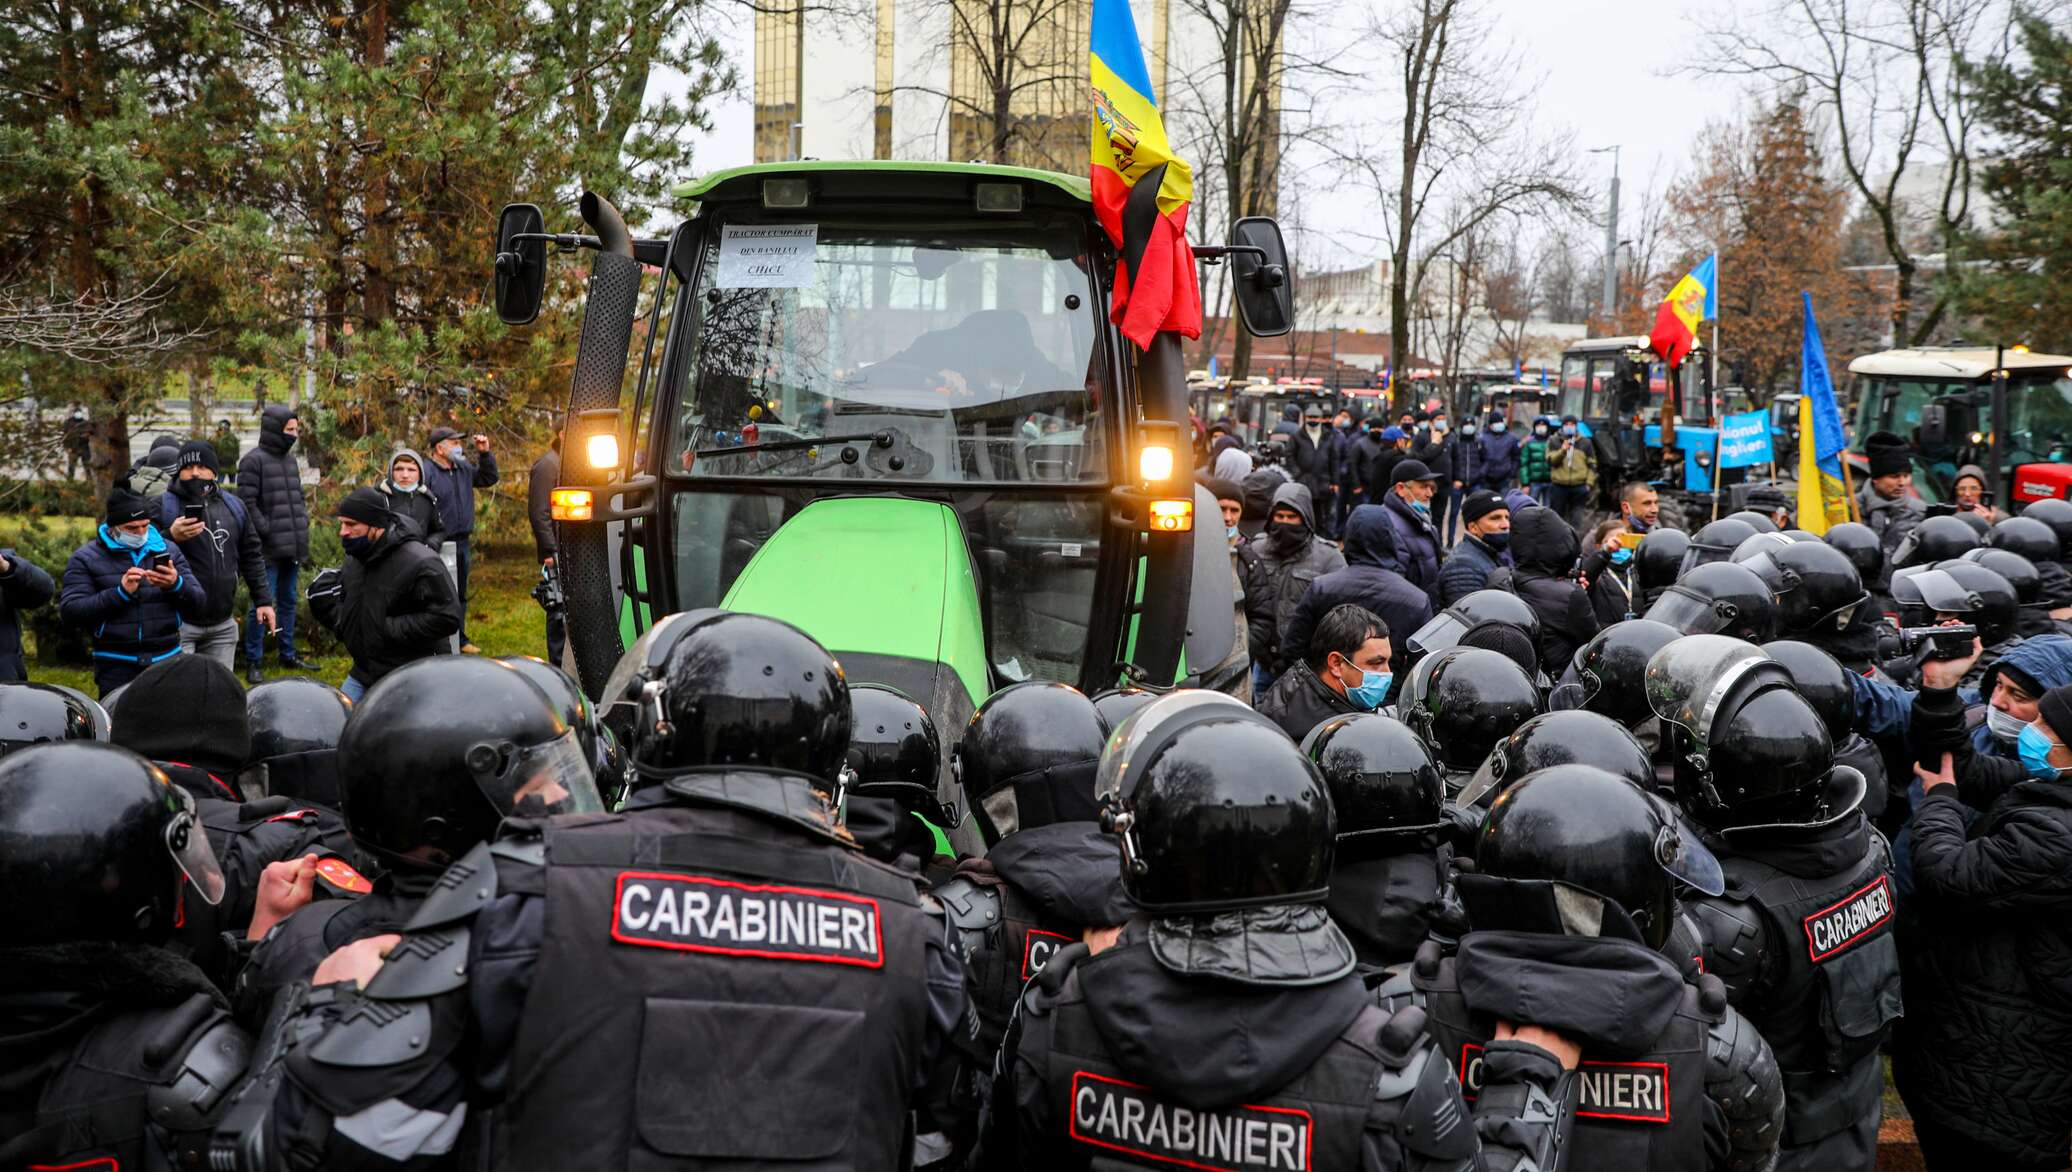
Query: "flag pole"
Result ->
[[1712, 426, 1724, 522]]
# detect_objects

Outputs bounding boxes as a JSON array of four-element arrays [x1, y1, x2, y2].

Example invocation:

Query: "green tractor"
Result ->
[[493, 161, 1294, 846]]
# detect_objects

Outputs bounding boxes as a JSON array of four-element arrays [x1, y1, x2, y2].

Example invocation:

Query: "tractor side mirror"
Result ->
[[1918, 403, 1948, 447], [495, 203, 548, 326], [1229, 216, 1293, 338]]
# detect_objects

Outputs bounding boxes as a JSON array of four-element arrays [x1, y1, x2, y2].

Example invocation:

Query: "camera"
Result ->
[[1899, 623, 1979, 662]]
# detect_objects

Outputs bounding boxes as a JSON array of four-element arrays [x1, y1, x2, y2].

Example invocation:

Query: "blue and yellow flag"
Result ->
[[1648, 253, 1716, 368], [1797, 292, 1854, 533], [1091, 0, 1200, 347]]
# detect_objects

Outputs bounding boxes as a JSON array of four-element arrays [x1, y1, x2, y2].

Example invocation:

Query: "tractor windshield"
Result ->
[[669, 219, 1108, 485], [2005, 374, 2072, 464]]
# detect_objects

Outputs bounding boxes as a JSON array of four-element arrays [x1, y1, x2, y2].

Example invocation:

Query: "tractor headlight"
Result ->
[[587, 432, 621, 471]]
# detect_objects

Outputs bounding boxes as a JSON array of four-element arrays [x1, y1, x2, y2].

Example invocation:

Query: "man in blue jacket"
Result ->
[[1464, 410, 1522, 493], [1380, 458, 1444, 595], [59, 489, 208, 695], [1279, 503, 1433, 677], [422, 425, 499, 653], [0, 546, 56, 683]]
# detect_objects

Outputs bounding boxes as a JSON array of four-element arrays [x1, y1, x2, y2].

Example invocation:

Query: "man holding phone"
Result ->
[[58, 488, 208, 696], [160, 439, 276, 669], [423, 425, 499, 653]]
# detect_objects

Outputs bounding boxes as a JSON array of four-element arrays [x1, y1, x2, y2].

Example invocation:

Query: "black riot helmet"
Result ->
[[1962, 547, 2042, 606], [2020, 497, 2072, 560], [1300, 713, 1446, 858], [1986, 515, 2062, 566], [844, 683, 943, 816], [1095, 691, 1335, 912], [341, 657, 603, 876], [1725, 509, 1780, 534], [1889, 565, 1969, 628], [1934, 559, 2020, 646], [1399, 647, 1544, 776], [1646, 635, 1843, 829], [1679, 518, 1760, 576], [0, 742, 227, 946], [1729, 531, 1796, 565], [1090, 687, 1158, 734], [1891, 513, 1981, 569], [0, 682, 106, 758], [1404, 589, 1540, 664], [243, 677, 352, 805], [1759, 640, 1853, 745], [1952, 509, 1992, 538], [1644, 560, 1779, 642], [608, 610, 852, 784], [1742, 540, 1869, 636], [1554, 618, 1682, 727], [1823, 522, 1884, 584], [500, 655, 624, 802], [1635, 528, 1691, 606], [1457, 710, 1655, 808], [958, 681, 1108, 845], [1467, 765, 1723, 950]]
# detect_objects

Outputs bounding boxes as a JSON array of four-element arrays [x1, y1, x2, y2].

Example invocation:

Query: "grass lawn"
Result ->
[[5, 516, 554, 695]]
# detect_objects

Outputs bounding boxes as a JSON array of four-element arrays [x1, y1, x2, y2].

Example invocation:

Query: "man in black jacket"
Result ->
[[161, 440, 276, 672], [1501, 505, 1599, 675], [1896, 642, 2072, 1172], [307, 487, 460, 702], [1281, 504, 1432, 677], [423, 425, 500, 653], [1437, 489, 1511, 606], [1257, 603, 1392, 742], [237, 405, 310, 678], [529, 433, 563, 663], [1289, 405, 1342, 539], [0, 546, 55, 682]]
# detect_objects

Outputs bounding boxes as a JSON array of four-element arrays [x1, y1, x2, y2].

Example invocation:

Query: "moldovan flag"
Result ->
[[1797, 292, 1854, 533], [1090, 0, 1201, 348], [1648, 253, 1717, 368]]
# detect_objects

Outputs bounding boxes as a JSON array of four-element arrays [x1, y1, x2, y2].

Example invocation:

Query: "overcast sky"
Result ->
[[674, 0, 1756, 263]]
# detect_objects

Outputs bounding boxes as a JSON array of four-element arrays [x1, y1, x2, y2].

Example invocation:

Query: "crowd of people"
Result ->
[[5, 409, 2072, 1172]]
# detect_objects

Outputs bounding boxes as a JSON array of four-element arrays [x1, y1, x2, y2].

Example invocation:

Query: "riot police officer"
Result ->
[[1550, 619, 1681, 738], [1763, 639, 1893, 825], [233, 656, 582, 1025], [1090, 686, 1157, 733], [500, 653, 625, 804], [1889, 513, 1980, 569], [1664, 639, 1902, 1172], [1982, 515, 2069, 625], [0, 741, 252, 1168], [244, 676, 353, 806], [1380, 764, 1786, 1172], [0, 679, 106, 756], [1933, 558, 2022, 689], [1303, 712, 1463, 979], [1456, 709, 1655, 809], [1960, 547, 2046, 635], [998, 691, 1582, 1171], [1398, 646, 1543, 792], [1403, 588, 1541, 669], [1634, 528, 1691, 611], [1643, 560, 1779, 643], [216, 611, 963, 1171], [1679, 517, 1761, 576], [841, 682, 954, 877]]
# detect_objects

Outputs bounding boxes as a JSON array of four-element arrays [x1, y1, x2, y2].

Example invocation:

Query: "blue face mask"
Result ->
[[1409, 499, 1431, 518], [1610, 547, 1633, 565], [1346, 669, 1393, 711], [2017, 723, 2064, 781], [114, 529, 148, 550], [1226, 523, 1240, 543]]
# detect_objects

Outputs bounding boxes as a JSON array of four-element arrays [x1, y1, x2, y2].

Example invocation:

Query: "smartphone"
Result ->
[[1618, 530, 1645, 550], [148, 552, 172, 571], [181, 503, 206, 523]]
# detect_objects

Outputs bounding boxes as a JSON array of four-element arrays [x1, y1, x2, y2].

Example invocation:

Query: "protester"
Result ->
[[1380, 458, 1443, 595], [1211, 435, 1251, 484], [375, 449, 442, 548], [1577, 518, 1640, 626], [0, 544, 55, 683], [1617, 479, 1661, 533], [422, 425, 499, 653], [1500, 504, 1599, 673], [1289, 405, 1342, 538], [1366, 424, 1409, 499], [159, 440, 276, 670], [1207, 477, 1273, 700], [306, 486, 461, 701], [1547, 416, 1595, 525], [1520, 415, 1552, 501], [1859, 429, 1925, 551], [211, 417, 241, 472], [59, 489, 207, 695], [1281, 503, 1432, 677], [1411, 411, 1455, 539], [1256, 602, 1390, 740], [1464, 409, 1521, 496], [1244, 481, 1344, 680], [528, 433, 564, 664], [1343, 416, 1387, 515], [1437, 489, 1511, 606], [237, 404, 311, 677], [1952, 463, 1998, 522]]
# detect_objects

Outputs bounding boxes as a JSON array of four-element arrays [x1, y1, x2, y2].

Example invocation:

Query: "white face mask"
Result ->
[[393, 480, 419, 493], [1988, 704, 2029, 745], [114, 529, 149, 550]]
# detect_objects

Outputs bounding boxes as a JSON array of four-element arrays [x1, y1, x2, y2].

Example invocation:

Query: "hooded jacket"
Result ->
[[235, 405, 309, 562], [375, 449, 444, 548], [1856, 479, 1924, 549], [58, 525, 207, 668], [986, 822, 1137, 929], [1465, 423, 1521, 487], [1505, 506, 1600, 673], [1280, 504, 1432, 678], [0, 550, 55, 683], [1243, 483, 1345, 672], [158, 479, 270, 626], [1379, 489, 1442, 593], [306, 516, 460, 686]]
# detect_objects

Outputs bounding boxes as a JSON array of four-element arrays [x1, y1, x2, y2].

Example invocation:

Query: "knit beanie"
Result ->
[[2040, 685, 2072, 750], [1462, 490, 1507, 525], [177, 439, 221, 477], [105, 488, 152, 527], [1864, 431, 1911, 479], [111, 655, 253, 774], [337, 486, 391, 526]]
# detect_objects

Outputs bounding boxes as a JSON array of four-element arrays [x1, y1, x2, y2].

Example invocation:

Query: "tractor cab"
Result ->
[[1849, 346, 2072, 504], [1475, 384, 1562, 436], [1558, 335, 1714, 524]]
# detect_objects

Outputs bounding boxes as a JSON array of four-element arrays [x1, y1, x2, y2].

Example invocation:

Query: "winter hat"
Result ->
[[2038, 684, 2072, 749], [337, 486, 392, 527], [105, 488, 152, 527], [176, 439, 221, 477], [1391, 459, 1440, 485], [1462, 490, 1508, 525], [1865, 431, 1911, 478], [1202, 476, 1244, 505], [111, 655, 252, 775]]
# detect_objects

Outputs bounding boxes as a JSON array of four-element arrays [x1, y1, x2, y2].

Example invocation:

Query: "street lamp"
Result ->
[[1589, 146, 1621, 320]]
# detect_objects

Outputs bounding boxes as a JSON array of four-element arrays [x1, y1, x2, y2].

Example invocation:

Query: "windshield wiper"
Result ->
[[695, 430, 895, 459]]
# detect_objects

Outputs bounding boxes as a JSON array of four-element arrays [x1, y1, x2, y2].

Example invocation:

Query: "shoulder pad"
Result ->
[[1372, 1026, 1478, 1163], [306, 992, 436, 1068], [932, 875, 1003, 934], [1371, 969, 1423, 1014], [1685, 897, 1768, 1003], [147, 1013, 252, 1131], [362, 925, 472, 1000], [404, 841, 499, 932], [489, 834, 546, 867]]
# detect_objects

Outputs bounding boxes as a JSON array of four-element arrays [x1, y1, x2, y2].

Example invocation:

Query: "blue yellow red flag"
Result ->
[[1090, 0, 1201, 347], [1797, 292, 1854, 533], [1648, 252, 1716, 368]]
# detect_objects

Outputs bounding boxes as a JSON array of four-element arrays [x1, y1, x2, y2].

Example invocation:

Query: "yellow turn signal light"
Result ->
[[550, 488, 594, 522], [1148, 498, 1193, 533]]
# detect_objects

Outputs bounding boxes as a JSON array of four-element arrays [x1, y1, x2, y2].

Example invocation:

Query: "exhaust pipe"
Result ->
[[559, 191, 644, 698]]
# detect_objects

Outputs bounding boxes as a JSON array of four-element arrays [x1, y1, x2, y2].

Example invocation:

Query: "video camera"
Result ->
[[532, 562, 566, 616], [1898, 623, 1979, 662]]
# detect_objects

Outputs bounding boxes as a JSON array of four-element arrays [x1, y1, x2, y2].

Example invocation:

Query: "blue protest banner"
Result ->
[[1716, 409, 1774, 469]]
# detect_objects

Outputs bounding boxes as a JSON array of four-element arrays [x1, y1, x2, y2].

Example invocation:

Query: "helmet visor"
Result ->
[[1654, 800, 1726, 896], [1405, 611, 1470, 658], [1644, 634, 1791, 748], [160, 778, 227, 906], [1547, 680, 1587, 712], [1094, 690, 1251, 806], [1909, 568, 1979, 615], [1455, 756, 1507, 807], [472, 729, 606, 819], [600, 611, 698, 717], [1643, 584, 1734, 635]]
